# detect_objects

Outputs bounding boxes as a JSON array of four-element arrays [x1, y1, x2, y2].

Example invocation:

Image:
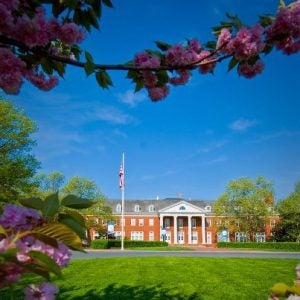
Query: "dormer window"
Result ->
[[134, 204, 141, 212], [148, 205, 155, 212], [116, 204, 121, 213], [205, 205, 211, 212], [179, 205, 186, 211]]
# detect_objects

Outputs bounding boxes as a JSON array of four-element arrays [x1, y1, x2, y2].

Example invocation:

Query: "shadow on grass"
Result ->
[[59, 283, 201, 300]]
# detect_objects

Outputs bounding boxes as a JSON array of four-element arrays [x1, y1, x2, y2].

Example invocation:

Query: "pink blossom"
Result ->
[[188, 38, 201, 52], [148, 86, 170, 101], [25, 71, 59, 91], [0, 204, 42, 231], [169, 69, 190, 85], [141, 71, 158, 88], [238, 60, 264, 78], [0, 4, 14, 34], [165, 44, 187, 66], [0, 262, 23, 288], [198, 50, 216, 74], [134, 52, 160, 67], [216, 28, 232, 52], [1, 0, 19, 10], [0, 48, 26, 94], [24, 282, 59, 300], [59, 22, 85, 45], [0, 238, 9, 252]]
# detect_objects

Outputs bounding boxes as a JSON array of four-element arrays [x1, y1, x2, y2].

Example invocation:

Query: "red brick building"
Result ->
[[87, 198, 278, 245]]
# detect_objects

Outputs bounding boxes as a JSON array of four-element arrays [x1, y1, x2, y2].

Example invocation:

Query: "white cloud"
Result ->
[[93, 106, 134, 125], [229, 118, 257, 131], [116, 90, 147, 107], [203, 156, 228, 165], [197, 139, 227, 153]]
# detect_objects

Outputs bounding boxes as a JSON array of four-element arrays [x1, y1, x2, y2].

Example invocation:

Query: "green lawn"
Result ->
[[1, 258, 299, 299]]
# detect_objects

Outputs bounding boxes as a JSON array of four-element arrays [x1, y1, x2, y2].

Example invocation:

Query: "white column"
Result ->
[[173, 215, 177, 244], [188, 215, 192, 244], [159, 214, 164, 241], [201, 215, 206, 244]]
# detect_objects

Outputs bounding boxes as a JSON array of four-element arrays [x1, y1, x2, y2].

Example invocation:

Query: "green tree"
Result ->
[[213, 176, 274, 241], [0, 98, 39, 204], [62, 176, 104, 200], [272, 181, 300, 242], [33, 171, 65, 197]]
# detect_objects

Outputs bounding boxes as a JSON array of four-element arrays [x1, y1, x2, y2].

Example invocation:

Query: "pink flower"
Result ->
[[24, 282, 59, 300], [59, 22, 85, 45], [25, 71, 59, 91], [0, 48, 26, 94], [165, 44, 187, 66], [0, 4, 14, 34], [141, 71, 158, 88], [217, 28, 232, 52], [238, 60, 264, 78], [147, 86, 170, 101], [134, 52, 160, 67], [0, 262, 23, 288], [198, 50, 216, 74], [169, 69, 190, 85], [188, 38, 201, 52]]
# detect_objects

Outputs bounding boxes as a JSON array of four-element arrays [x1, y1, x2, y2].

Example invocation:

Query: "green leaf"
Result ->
[[33, 232, 59, 248], [23, 263, 50, 280], [84, 61, 95, 76], [85, 51, 94, 63], [33, 223, 84, 251], [155, 40, 171, 51], [278, 0, 286, 9], [95, 70, 113, 89], [42, 193, 59, 219], [19, 197, 44, 211], [52, 61, 65, 77], [61, 194, 95, 209], [88, 8, 99, 29], [102, 0, 114, 8], [156, 70, 169, 85], [263, 43, 274, 55], [0, 224, 6, 235], [228, 57, 239, 71], [127, 70, 139, 79], [28, 250, 62, 277], [205, 41, 217, 50], [135, 78, 144, 92], [59, 214, 87, 239], [63, 209, 86, 226], [259, 15, 274, 27]]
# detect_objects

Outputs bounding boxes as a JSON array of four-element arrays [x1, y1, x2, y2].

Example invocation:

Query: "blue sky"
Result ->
[[7, 0, 300, 201]]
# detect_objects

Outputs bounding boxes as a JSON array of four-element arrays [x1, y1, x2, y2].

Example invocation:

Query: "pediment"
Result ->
[[159, 200, 205, 214]]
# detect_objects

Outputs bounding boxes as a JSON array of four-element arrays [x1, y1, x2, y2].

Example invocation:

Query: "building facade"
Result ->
[[87, 198, 278, 245]]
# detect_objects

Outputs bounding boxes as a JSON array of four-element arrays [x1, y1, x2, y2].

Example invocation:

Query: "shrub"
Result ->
[[217, 242, 300, 251], [90, 240, 168, 249]]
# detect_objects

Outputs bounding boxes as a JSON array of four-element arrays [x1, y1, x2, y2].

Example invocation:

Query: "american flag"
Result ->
[[119, 164, 124, 189]]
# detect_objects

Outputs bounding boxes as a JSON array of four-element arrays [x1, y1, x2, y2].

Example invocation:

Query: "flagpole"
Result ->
[[121, 152, 125, 251]]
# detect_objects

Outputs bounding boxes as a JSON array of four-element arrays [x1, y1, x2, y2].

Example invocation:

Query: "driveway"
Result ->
[[71, 249, 300, 259]]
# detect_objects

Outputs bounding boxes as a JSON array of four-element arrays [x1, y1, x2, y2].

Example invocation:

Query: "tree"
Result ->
[[272, 181, 300, 242], [62, 176, 104, 200], [0, 98, 39, 204], [213, 176, 274, 241], [0, 1, 299, 101]]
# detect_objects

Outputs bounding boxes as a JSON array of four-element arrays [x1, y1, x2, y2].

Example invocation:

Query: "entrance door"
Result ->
[[178, 231, 184, 244], [192, 231, 198, 244]]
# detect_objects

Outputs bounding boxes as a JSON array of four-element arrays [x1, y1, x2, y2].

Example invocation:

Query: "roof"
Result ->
[[105, 198, 213, 214]]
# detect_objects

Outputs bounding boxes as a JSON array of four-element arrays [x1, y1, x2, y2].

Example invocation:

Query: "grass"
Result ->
[[125, 246, 194, 251], [1, 258, 299, 299]]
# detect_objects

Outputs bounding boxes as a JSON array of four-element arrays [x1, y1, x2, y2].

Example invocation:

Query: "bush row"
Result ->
[[217, 242, 300, 251], [90, 239, 168, 249]]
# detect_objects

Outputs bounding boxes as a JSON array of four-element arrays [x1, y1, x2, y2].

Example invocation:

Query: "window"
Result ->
[[206, 219, 212, 227], [178, 218, 183, 228], [149, 218, 154, 226], [116, 204, 121, 213], [254, 232, 266, 243], [131, 231, 144, 241], [138, 219, 144, 226], [235, 232, 247, 242], [205, 205, 211, 212], [149, 231, 154, 241], [164, 218, 170, 228], [130, 218, 136, 226], [148, 205, 155, 212], [179, 205, 186, 211], [192, 218, 196, 228]]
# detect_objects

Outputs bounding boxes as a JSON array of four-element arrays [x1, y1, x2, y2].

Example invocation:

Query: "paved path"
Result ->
[[71, 248, 300, 259]]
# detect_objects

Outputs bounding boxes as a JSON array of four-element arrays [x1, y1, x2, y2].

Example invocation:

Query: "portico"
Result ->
[[159, 200, 208, 245]]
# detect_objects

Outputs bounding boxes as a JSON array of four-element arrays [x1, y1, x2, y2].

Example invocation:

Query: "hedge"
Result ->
[[217, 242, 300, 251], [90, 239, 168, 249]]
